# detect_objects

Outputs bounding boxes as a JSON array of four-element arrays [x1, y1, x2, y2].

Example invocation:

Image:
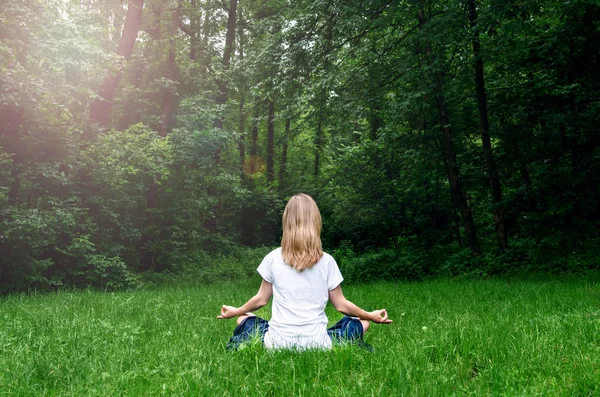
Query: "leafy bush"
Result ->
[[0, 205, 82, 291], [141, 246, 273, 286], [59, 235, 139, 290], [196, 246, 273, 283], [332, 242, 429, 283], [78, 124, 173, 266], [86, 254, 139, 290], [0, 205, 139, 292]]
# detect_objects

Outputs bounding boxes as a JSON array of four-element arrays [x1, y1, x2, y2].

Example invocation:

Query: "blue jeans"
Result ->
[[226, 316, 372, 351]]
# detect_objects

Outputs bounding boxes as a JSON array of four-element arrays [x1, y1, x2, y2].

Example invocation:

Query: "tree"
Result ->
[[213, 0, 238, 131], [139, 3, 181, 271], [266, 99, 275, 182], [314, 9, 335, 178], [417, 5, 481, 256], [279, 117, 291, 189], [467, 0, 507, 252], [89, 0, 145, 130]]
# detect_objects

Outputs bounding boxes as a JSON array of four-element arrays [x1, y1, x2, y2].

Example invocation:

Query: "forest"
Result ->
[[1, 0, 599, 292]]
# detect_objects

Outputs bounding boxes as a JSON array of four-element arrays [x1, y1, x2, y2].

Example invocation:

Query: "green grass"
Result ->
[[1, 277, 599, 396]]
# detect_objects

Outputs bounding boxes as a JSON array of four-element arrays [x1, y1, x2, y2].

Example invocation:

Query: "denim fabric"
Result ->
[[326, 315, 363, 341], [226, 315, 373, 351], [327, 316, 373, 351], [226, 316, 269, 351]]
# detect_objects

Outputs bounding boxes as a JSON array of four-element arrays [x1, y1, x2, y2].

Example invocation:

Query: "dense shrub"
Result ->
[[0, 207, 139, 291], [141, 246, 273, 286], [332, 242, 429, 283], [330, 234, 600, 283]]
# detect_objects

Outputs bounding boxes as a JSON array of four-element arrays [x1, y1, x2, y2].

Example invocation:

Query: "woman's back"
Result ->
[[257, 248, 343, 349]]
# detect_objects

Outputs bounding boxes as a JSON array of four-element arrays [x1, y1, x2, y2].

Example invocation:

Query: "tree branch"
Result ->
[[221, 0, 229, 13], [178, 20, 195, 37]]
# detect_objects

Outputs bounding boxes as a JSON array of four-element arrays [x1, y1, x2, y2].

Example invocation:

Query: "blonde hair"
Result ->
[[281, 194, 323, 271]]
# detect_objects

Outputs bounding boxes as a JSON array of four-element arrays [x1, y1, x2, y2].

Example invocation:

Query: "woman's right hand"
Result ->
[[217, 305, 239, 319], [369, 309, 393, 324]]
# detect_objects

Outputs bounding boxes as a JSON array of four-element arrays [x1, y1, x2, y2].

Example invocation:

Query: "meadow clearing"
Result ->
[[1, 277, 599, 396]]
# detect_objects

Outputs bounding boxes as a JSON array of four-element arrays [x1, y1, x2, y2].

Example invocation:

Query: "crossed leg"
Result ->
[[239, 313, 369, 335], [359, 319, 370, 335], [236, 312, 256, 325]]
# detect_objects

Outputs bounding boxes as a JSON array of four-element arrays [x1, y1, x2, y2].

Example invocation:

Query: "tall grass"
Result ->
[[1, 277, 599, 396]]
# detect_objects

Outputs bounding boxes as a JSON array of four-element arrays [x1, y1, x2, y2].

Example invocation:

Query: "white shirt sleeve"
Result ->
[[257, 253, 274, 283], [327, 255, 344, 290]]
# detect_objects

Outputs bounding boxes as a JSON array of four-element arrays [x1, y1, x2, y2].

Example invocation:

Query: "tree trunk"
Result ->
[[238, 97, 246, 175], [314, 90, 325, 178], [200, 0, 212, 76], [249, 102, 259, 174], [314, 11, 334, 178], [178, 0, 203, 62], [2, 106, 24, 205], [520, 162, 536, 211], [159, 7, 179, 137], [513, 142, 537, 211], [266, 99, 275, 182], [204, 0, 237, 235], [436, 94, 480, 255], [434, 119, 463, 247], [369, 98, 381, 140], [117, 58, 143, 129], [368, 57, 382, 140], [213, 0, 238, 130], [140, 6, 179, 270], [467, 0, 508, 252], [89, 0, 144, 130], [139, 182, 159, 271], [111, 1, 125, 46], [189, 0, 199, 61], [279, 117, 291, 189], [8, 160, 21, 204], [417, 7, 481, 256], [237, 8, 246, 175]]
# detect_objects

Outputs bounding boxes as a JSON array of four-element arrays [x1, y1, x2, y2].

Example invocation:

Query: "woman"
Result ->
[[218, 193, 392, 350]]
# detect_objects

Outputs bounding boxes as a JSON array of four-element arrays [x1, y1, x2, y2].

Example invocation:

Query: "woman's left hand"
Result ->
[[368, 309, 393, 324], [217, 305, 239, 319]]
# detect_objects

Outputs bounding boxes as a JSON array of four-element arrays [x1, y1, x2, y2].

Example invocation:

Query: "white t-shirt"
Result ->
[[257, 247, 344, 350]]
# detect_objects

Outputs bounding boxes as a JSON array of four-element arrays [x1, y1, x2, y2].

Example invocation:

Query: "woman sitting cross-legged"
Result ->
[[217, 193, 393, 350]]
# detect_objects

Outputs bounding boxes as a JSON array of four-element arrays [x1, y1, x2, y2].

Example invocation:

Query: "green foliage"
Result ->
[[0, 205, 83, 290], [83, 124, 172, 194], [0, 206, 138, 291], [331, 233, 600, 283], [333, 245, 428, 283], [0, 124, 169, 291], [143, 246, 273, 287], [60, 235, 139, 290], [78, 124, 172, 263], [1, 0, 599, 291], [86, 254, 139, 291]]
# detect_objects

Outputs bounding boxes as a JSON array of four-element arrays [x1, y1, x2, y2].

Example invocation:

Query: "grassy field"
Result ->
[[1, 277, 599, 396]]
